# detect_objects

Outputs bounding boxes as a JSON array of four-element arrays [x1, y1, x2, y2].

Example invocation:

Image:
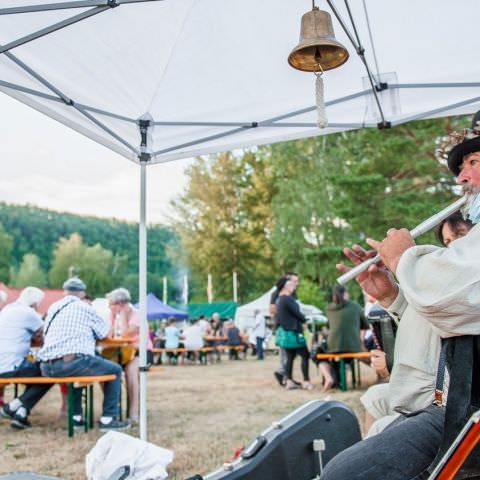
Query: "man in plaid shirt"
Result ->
[[37, 277, 129, 431]]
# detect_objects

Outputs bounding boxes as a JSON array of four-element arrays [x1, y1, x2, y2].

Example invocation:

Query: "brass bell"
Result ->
[[288, 7, 349, 72]]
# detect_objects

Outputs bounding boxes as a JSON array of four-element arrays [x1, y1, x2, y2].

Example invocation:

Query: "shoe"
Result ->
[[11, 412, 31, 430], [285, 380, 300, 390], [302, 382, 315, 391], [0, 403, 16, 420], [99, 418, 130, 432], [73, 418, 86, 430], [274, 372, 285, 387]]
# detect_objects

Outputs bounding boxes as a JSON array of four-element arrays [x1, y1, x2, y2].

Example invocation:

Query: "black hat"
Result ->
[[444, 111, 480, 176]]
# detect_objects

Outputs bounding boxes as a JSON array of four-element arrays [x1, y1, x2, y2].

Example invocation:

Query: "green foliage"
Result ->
[[49, 233, 128, 297], [0, 203, 180, 301], [172, 150, 278, 302], [269, 117, 463, 294], [12, 253, 47, 287], [0, 222, 13, 283]]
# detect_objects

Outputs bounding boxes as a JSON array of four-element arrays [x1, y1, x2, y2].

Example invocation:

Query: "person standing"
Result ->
[[0, 287, 51, 429], [271, 272, 299, 386], [252, 309, 266, 360], [38, 277, 129, 431], [276, 280, 313, 390]]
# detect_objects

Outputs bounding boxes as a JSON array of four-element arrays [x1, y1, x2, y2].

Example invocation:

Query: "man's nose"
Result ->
[[457, 169, 470, 184]]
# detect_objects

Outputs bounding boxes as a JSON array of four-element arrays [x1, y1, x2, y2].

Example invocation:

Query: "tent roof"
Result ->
[[1, 0, 479, 165], [188, 302, 237, 320], [134, 292, 188, 320]]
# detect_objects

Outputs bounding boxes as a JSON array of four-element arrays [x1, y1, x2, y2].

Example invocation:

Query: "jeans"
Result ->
[[41, 354, 122, 418], [256, 337, 264, 360], [0, 359, 51, 413], [275, 348, 287, 376], [320, 405, 446, 480]]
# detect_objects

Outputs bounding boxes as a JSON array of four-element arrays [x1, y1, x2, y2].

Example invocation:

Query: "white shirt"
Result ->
[[182, 324, 203, 350], [0, 302, 43, 374], [252, 313, 266, 339]]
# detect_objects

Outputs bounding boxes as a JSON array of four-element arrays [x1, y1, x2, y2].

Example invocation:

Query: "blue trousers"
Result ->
[[0, 359, 51, 413], [41, 354, 122, 418], [320, 405, 445, 480], [256, 337, 264, 360]]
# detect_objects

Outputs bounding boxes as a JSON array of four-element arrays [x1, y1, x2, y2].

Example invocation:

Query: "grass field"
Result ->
[[0, 354, 376, 479]]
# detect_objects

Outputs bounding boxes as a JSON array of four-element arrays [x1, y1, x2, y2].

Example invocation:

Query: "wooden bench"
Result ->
[[0, 374, 116, 437], [152, 345, 246, 365], [316, 352, 373, 391]]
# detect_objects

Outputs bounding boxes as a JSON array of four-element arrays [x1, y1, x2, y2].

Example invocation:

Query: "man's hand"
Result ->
[[336, 244, 399, 307], [370, 349, 389, 379], [367, 228, 415, 274]]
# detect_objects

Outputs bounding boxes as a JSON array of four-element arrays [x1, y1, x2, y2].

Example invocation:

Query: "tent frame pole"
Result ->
[[139, 159, 148, 441], [138, 118, 152, 441]]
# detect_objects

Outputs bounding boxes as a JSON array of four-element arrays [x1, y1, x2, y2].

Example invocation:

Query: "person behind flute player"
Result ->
[[320, 112, 480, 480], [360, 212, 474, 439]]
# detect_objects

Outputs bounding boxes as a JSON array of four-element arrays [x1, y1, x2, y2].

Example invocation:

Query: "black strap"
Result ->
[[428, 335, 480, 474], [43, 299, 76, 338], [434, 339, 448, 405]]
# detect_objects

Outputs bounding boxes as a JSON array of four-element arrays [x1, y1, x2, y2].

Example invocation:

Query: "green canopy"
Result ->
[[188, 302, 238, 320]]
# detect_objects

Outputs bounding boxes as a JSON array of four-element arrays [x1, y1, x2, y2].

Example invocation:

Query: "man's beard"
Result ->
[[461, 184, 480, 221]]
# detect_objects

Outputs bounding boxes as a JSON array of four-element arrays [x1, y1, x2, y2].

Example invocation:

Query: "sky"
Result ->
[[0, 94, 192, 225]]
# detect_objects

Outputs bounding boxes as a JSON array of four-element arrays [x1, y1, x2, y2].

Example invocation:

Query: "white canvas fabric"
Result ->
[[0, 0, 479, 165]]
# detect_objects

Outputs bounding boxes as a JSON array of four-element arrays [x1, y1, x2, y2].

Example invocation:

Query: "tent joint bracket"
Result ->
[[375, 82, 388, 92], [107, 0, 119, 8], [377, 121, 391, 129]]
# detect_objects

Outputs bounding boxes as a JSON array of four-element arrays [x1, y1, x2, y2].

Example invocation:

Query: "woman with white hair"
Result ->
[[106, 288, 152, 424]]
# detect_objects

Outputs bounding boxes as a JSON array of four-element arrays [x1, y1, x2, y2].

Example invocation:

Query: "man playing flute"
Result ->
[[321, 113, 480, 480]]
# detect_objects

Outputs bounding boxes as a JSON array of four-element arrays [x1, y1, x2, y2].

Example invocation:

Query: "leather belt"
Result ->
[[45, 354, 78, 364]]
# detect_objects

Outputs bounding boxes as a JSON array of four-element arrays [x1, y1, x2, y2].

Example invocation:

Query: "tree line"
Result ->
[[0, 204, 180, 300], [0, 116, 467, 308]]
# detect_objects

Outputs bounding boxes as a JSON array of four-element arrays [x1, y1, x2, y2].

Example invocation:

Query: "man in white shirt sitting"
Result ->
[[0, 287, 51, 429]]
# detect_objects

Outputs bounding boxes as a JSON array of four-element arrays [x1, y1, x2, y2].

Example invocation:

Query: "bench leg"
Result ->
[[67, 384, 74, 438], [88, 385, 94, 430], [339, 359, 347, 391], [350, 360, 357, 388]]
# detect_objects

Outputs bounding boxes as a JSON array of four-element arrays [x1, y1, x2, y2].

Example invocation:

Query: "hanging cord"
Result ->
[[315, 64, 327, 128], [362, 0, 381, 78]]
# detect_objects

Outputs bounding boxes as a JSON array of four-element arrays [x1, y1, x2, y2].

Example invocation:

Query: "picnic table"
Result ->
[[316, 352, 373, 391]]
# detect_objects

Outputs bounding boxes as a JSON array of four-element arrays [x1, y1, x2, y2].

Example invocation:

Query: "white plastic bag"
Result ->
[[86, 431, 174, 480]]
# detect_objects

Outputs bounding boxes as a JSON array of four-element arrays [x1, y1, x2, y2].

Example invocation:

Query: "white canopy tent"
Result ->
[[235, 287, 326, 331], [1, 0, 479, 440]]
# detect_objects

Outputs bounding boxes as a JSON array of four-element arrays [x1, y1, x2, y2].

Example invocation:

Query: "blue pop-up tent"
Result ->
[[135, 293, 188, 321]]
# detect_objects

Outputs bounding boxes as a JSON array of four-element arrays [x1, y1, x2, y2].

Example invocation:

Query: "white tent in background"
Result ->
[[235, 288, 326, 331], [1, 0, 479, 440]]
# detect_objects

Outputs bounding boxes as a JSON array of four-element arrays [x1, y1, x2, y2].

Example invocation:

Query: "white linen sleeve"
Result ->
[[385, 287, 408, 325], [396, 224, 480, 337]]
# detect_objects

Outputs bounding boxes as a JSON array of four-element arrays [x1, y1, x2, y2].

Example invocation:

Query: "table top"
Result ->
[[316, 352, 373, 360], [97, 337, 137, 347]]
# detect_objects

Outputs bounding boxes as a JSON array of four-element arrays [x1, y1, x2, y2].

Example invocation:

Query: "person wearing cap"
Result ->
[[0, 287, 51, 429], [321, 114, 480, 479], [37, 277, 129, 432]]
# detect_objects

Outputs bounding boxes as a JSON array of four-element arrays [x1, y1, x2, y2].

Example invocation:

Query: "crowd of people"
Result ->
[[0, 279, 135, 431], [153, 312, 269, 365]]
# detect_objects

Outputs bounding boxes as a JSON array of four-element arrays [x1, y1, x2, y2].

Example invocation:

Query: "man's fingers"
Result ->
[[366, 238, 382, 250], [336, 263, 350, 273]]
